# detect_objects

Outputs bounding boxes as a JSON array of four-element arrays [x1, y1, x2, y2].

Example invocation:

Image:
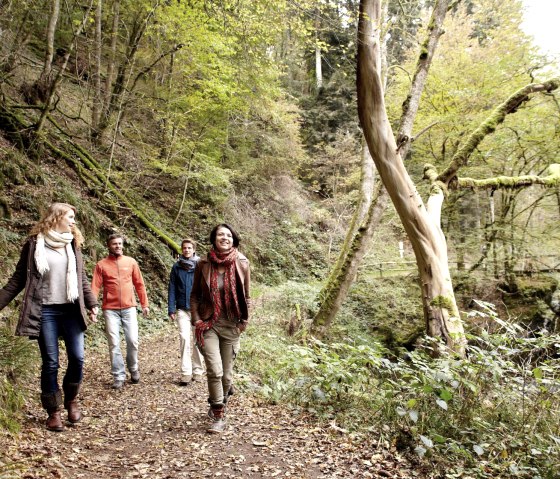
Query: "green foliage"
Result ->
[[0, 326, 38, 433], [345, 276, 424, 346], [515, 276, 558, 300], [387, 0, 559, 282], [251, 222, 327, 284], [241, 292, 560, 478]]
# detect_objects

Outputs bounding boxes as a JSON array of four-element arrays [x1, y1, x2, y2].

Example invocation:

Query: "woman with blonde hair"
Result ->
[[0, 203, 98, 431]]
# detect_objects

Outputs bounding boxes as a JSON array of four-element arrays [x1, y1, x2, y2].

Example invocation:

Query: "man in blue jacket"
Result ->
[[168, 238, 204, 385]]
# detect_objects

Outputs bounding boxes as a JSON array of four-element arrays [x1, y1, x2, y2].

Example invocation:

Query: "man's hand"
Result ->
[[89, 306, 99, 323], [142, 307, 150, 318], [237, 320, 248, 333], [169, 312, 176, 321]]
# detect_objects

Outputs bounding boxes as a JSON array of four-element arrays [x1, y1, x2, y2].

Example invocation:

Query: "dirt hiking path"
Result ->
[[3, 329, 417, 478]]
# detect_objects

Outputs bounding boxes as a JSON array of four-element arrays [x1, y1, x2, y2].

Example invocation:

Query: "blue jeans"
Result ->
[[103, 308, 139, 380], [38, 304, 85, 395]]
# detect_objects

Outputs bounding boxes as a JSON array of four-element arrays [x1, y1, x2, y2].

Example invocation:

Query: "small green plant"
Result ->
[[240, 295, 560, 478], [0, 325, 38, 434]]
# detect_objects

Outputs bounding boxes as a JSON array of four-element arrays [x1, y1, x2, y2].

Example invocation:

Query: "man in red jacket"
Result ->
[[92, 234, 149, 390]]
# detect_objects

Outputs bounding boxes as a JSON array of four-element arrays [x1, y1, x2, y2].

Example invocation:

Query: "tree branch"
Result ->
[[438, 77, 560, 185], [129, 43, 184, 94], [457, 164, 560, 190]]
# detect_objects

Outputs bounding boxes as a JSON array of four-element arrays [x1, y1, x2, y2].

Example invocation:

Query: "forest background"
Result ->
[[0, 0, 559, 477]]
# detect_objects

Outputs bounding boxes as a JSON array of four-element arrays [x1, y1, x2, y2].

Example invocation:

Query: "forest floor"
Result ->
[[2, 328, 421, 479]]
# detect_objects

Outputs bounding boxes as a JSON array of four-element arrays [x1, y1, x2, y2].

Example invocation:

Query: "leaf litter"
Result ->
[[1, 329, 416, 478]]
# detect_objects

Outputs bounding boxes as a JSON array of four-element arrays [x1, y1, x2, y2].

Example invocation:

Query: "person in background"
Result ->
[[92, 234, 149, 390], [0, 203, 98, 431], [168, 238, 205, 385], [190, 223, 251, 434]]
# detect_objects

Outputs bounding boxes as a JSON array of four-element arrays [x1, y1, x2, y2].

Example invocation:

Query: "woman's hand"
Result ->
[[89, 306, 99, 323], [237, 321, 248, 333]]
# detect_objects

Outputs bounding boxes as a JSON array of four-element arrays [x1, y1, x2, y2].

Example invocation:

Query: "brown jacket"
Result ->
[[0, 236, 98, 338], [190, 252, 251, 325]]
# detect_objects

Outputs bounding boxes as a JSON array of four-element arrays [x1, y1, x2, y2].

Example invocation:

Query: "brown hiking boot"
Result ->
[[65, 399, 81, 423], [63, 382, 82, 423], [42, 391, 64, 432], [46, 410, 64, 432], [207, 404, 226, 434]]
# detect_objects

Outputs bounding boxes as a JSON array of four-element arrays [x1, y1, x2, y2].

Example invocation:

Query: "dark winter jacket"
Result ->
[[168, 254, 199, 314], [190, 252, 251, 325], [0, 236, 98, 338]]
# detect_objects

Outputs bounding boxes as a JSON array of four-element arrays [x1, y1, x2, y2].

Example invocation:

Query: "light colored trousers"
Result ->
[[104, 307, 139, 381], [200, 319, 240, 405], [176, 309, 204, 376]]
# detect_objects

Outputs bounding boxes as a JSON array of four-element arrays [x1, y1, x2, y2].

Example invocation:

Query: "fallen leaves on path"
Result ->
[[1, 329, 417, 478]]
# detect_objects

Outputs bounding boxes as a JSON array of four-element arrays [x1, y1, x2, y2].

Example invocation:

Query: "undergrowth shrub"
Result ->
[[240, 298, 560, 478], [0, 325, 38, 433], [345, 275, 424, 345]]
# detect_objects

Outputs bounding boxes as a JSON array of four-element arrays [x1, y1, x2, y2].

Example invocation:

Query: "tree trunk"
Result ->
[[311, 0, 451, 338], [315, 12, 322, 90], [396, 0, 449, 157], [311, 143, 379, 335], [91, 0, 103, 134], [97, 2, 160, 140], [357, 0, 466, 355], [100, 0, 120, 134], [35, 1, 93, 134], [159, 51, 176, 161], [40, 0, 60, 83], [173, 150, 195, 225]]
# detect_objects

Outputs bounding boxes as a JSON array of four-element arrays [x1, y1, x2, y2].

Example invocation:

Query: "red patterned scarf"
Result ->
[[195, 248, 241, 346]]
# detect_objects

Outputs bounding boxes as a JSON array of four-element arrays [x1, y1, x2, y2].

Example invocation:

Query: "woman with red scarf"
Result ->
[[190, 224, 251, 434]]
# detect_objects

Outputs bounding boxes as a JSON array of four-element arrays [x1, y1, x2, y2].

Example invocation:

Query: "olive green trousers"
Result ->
[[200, 320, 240, 405]]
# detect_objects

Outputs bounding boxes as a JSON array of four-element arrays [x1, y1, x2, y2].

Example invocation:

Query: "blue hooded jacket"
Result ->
[[168, 254, 199, 314]]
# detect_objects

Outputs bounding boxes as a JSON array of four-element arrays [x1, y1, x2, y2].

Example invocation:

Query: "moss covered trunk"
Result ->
[[0, 104, 180, 255], [311, 144, 383, 336]]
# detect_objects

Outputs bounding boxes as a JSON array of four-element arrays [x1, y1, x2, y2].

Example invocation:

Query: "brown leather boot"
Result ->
[[63, 382, 82, 423], [207, 404, 226, 434], [46, 410, 64, 431], [41, 391, 64, 432]]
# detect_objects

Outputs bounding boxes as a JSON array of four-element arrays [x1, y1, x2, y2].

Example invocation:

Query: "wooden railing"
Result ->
[[359, 255, 560, 278]]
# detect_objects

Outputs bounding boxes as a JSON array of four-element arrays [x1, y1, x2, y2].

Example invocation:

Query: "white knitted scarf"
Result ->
[[35, 231, 79, 302]]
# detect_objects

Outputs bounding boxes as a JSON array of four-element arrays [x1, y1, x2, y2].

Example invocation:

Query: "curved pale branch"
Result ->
[[398, 0, 449, 157]]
